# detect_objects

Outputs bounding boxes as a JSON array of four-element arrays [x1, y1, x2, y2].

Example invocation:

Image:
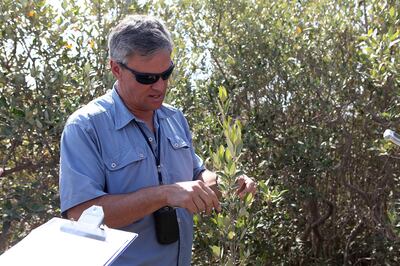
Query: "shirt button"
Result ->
[[148, 137, 153, 142], [111, 162, 117, 168], [139, 153, 144, 158], [174, 143, 179, 148]]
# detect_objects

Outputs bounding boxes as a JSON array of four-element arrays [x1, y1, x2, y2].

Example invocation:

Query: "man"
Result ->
[[59, 14, 256, 265]]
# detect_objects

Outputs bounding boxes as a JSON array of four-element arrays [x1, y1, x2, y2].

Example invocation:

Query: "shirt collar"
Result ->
[[111, 83, 177, 130]]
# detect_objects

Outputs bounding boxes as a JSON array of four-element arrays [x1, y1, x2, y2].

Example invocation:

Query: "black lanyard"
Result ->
[[134, 119, 163, 185]]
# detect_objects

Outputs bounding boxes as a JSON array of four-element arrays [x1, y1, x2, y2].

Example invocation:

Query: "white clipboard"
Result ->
[[0, 206, 137, 266], [384, 129, 400, 146]]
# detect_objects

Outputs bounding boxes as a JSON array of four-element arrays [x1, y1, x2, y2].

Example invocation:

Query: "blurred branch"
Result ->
[[344, 219, 364, 266], [210, 49, 231, 89], [302, 198, 335, 242], [2, 138, 21, 167], [1, 158, 58, 178], [344, 182, 370, 203]]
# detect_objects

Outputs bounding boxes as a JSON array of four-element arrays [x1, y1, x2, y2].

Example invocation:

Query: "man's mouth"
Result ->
[[149, 94, 162, 100]]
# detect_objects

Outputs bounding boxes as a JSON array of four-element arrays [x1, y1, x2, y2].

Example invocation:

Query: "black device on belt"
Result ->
[[134, 119, 179, 245]]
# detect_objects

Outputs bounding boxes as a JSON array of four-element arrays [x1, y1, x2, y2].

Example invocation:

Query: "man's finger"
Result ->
[[187, 199, 199, 214], [236, 175, 247, 195], [202, 184, 221, 213], [196, 188, 213, 214], [248, 181, 257, 194], [236, 175, 246, 187], [192, 195, 206, 213], [237, 176, 257, 198]]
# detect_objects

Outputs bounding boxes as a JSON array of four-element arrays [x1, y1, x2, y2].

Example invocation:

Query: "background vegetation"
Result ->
[[1, 0, 400, 264]]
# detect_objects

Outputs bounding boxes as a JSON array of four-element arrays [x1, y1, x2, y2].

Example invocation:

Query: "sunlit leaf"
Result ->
[[211, 245, 221, 258]]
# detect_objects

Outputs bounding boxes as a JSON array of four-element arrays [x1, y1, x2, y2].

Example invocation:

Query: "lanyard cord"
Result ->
[[134, 119, 163, 185]]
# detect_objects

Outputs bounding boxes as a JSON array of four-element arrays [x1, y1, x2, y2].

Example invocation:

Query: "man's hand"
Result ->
[[166, 180, 221, 215], [198, 170, 222, 199], [235, 175, 257, 199], [197, 169, 256, 200]]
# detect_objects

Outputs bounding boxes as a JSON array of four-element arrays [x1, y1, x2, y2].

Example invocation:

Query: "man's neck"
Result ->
[[115, 84, 156, 131], [129, 108, 155, 132], [129, 107, 153, 123]]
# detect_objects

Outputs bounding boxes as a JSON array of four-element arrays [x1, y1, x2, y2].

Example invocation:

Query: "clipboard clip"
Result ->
[[60, 205, 106, 241], [384, 129, 400, 146]]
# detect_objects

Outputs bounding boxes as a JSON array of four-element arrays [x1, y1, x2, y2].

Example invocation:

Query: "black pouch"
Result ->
[[153, 206, 179, 244]]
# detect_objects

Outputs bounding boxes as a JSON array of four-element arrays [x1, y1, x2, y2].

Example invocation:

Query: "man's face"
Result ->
[[112, 49, 172, 114]]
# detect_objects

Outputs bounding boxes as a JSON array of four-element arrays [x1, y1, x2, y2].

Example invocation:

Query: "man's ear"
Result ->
[[110, 60, 122, 79]]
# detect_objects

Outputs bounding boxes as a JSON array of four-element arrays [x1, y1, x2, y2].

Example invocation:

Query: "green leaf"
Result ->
[[389, 39, 400, 48], [389, 6, 395, 18], [224, 148, 232, 163], [238, 207, 249, 219], [223, 215, 231, 228], [0, 97, 7, 108], [244, 192, 253, 206], [193, 214, 199, 224], [212, 152, 221, 169], [216, 213, 224, 227], [11, 108, 25, 118], [225, 161, 236, 177], [390, 30, 400, 41], [226, 138, 235, 156], [36, 119, 43, 129], [211, 245, 221, 258], [218, 86, 227, 103], [223, 128, 230, 140], [218, 145, 225, 162]]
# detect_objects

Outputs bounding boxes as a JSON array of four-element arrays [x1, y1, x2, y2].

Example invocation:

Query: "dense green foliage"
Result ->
[[1, 0, 400, 264]]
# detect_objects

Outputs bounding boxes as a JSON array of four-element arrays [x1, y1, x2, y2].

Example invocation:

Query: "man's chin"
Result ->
[[148, 97, 164, 109]]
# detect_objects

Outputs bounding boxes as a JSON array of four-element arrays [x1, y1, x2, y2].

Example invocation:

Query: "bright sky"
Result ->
[[47, 0, 149, 12]]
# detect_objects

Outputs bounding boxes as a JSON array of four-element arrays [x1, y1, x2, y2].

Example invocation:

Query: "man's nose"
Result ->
[[151, 77, 168, 91]]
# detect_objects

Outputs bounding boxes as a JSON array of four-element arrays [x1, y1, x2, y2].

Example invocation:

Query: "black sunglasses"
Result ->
[[118, 61, 175, 85]]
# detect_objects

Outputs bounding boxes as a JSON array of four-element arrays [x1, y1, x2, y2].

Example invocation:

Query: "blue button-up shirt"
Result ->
[[59, 87, 205, 266]]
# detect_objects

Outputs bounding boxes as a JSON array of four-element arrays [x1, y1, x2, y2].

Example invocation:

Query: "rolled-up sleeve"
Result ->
[[59, 123, 107, 215]]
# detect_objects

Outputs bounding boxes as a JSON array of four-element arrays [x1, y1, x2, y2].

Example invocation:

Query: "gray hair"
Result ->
[[108, 15, 173, 63]]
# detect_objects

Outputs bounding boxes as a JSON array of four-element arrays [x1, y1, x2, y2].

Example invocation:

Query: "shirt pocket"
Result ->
[[167, 135, 190, 150], [103, 148, 152, 193], [104, 149, 147, 171]]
